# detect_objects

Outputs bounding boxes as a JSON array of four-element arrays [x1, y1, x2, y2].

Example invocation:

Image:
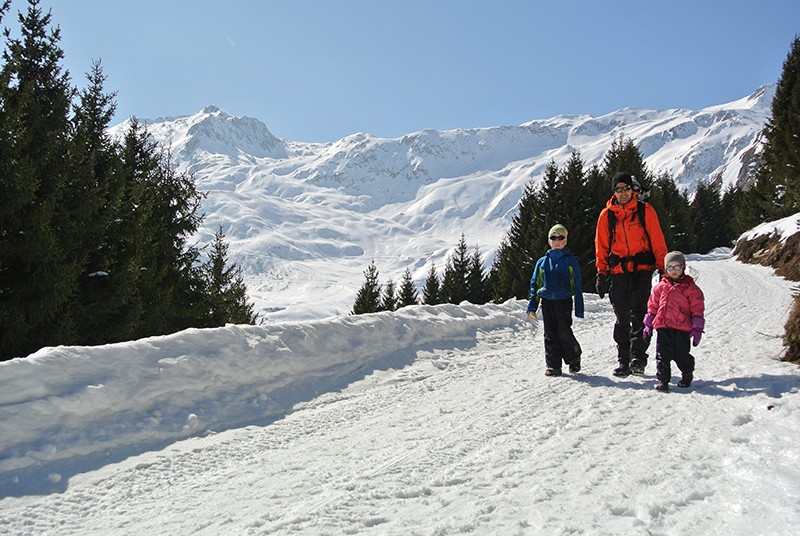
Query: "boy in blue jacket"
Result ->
[[527, 224, 584, 376]]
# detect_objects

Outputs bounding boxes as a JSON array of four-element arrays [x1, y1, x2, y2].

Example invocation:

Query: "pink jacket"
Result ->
[[647, 273, 705, 333]]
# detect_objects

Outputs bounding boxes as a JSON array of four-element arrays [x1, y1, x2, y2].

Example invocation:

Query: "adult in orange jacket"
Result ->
[[595, 172, 668, 377]]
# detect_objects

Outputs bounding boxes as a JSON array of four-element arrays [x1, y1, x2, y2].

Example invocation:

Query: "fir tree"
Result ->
[[490, 178, 546, 301], [466, 245, 490, 305], [202, 225, 258, 326], [601, 134, 651, 185], [555, 151, 595, 290], [352, 260, 381, 314], [397, 267, 419, 308], [0, 0, 78, 358], [584, 164, 608, 291], [720, 184, 741, 246], [117, 120, 206, 337], [756, 35, 800, 217], [689, 179, 727, 254], [647, 170, 692, 252], [733, 173, 777, 232], [422, 262, 441, 305], [441, 234, 470, 304], [68, 60, 128, 345], [538, 160, 561, 229], [380, 277, 397, 312]]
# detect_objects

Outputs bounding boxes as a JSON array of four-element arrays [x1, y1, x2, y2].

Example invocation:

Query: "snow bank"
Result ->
[[0, 301, 527, 475], [742, 211, 800, 243]]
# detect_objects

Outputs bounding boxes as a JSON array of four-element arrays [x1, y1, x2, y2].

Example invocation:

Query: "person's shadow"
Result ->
[[572, 371, 800, 399]]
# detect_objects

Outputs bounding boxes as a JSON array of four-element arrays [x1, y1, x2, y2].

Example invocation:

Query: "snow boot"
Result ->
[[677, 374, 693, 388], [654, 381, 670, 392], [629, 360, 646, 374], [612, 363, 630, 377], [569, 360, 581, 374], [545, 368, 562, 377]]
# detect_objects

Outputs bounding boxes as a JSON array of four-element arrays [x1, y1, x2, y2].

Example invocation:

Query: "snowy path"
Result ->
[[1, 253, 799, 535]]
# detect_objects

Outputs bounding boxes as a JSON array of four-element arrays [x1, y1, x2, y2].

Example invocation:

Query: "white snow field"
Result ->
[[0, 249, 798, 535]]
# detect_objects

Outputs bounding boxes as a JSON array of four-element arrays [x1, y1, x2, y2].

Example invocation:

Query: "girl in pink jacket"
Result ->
[[643, 251, 705, 392]]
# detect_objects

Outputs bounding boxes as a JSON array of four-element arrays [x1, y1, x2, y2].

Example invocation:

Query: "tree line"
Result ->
[[0, 1, 256, 360], [352, 234, 492, 314]]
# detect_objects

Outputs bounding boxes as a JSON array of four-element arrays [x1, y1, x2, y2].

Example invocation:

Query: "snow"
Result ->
[[104, 85, 774, 324], [742, 212, 800, 243], [1, 249, 799, 535]]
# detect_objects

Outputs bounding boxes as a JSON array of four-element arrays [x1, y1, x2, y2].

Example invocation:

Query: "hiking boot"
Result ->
[[677, 374, 693, 388], [612, 364, 630, 377], [629, 360, 646, 374], [545, 368, 562, 377], [654, 381, 670, 392], [569, 361, 581, 374]]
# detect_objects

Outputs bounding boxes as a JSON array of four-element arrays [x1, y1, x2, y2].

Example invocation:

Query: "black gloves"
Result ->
[[596, 273, 609, 298]]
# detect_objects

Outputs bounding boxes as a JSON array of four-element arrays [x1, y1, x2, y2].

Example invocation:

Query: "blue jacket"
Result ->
[[526, 248, 584, 318]]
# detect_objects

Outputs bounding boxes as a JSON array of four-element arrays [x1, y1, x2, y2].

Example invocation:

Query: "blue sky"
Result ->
[[5, 0, 799, 142]]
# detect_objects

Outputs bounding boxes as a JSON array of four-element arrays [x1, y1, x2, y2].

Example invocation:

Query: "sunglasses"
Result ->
[[614, 185, 632, 193], [549, 235, 566, 241], [665, 264, 683, 272]]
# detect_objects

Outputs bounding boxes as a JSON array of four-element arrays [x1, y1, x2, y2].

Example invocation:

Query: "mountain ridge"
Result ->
[[109, 84, 774, 322]]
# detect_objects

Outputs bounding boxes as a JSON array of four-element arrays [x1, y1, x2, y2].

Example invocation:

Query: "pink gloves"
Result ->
[[690, 316, 705, 347], [643, 313, 655, 339]]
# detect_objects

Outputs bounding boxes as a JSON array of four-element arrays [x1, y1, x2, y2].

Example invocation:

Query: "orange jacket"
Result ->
[[595, 194, 668, 275]]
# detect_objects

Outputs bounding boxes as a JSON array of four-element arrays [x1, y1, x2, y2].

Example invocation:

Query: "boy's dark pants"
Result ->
[[655, 328, 695, 382], [541, 298, 581, 370], [610, 271, 652, 366]]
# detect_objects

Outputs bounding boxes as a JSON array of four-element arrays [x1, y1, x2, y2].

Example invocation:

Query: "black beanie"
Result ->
[[611, 172, 634, 191]]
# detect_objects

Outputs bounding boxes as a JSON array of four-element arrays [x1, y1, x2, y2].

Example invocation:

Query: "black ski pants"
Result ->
[[541, 298, 581, 371], [655, 328, 695, 382], [609, 270, 652, 365]]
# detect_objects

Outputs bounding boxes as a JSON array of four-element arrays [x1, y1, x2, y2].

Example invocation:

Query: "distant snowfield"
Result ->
[[1, 249, 799, 535], [106, 85, 774, 323]]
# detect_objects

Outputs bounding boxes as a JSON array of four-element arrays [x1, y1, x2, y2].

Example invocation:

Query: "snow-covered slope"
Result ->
[[110, 85, 774, 322], [1, 250, 798, 534]]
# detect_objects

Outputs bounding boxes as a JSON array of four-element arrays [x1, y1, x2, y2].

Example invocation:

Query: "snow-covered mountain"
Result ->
[[110, 85, 774, 322]]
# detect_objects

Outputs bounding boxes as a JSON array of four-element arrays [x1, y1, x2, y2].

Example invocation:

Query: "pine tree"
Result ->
[[555, 151, 596, 289], [585, 164, 609, 214], [397, 267, 419, 308], [647, 171, 692, 252], [538, 160, 561, 228], [756, 35, 800, 217], [68, 60, 129, 345], [352, 260, 381, 314], [584, 164, 608, 291], [733, 173, 777, 232], [489, 177, 546, 301], [719, 184, 741, 246], [0, 0, 78, 358], [601, 134, 651, 185], [441, 234, 470, 304], [117, 119, 206, 337], [466, 245, 490, 304], [689, 179, 727, 254], [380, 277, 397, 312], [422, 262, 441, 305], [202, 225, 258, 326]]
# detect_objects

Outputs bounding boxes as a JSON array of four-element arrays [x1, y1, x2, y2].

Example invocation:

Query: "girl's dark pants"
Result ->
[[655, 328, 695, 382], [610, 270, 652, 366], [541, 298, 581, 370]]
